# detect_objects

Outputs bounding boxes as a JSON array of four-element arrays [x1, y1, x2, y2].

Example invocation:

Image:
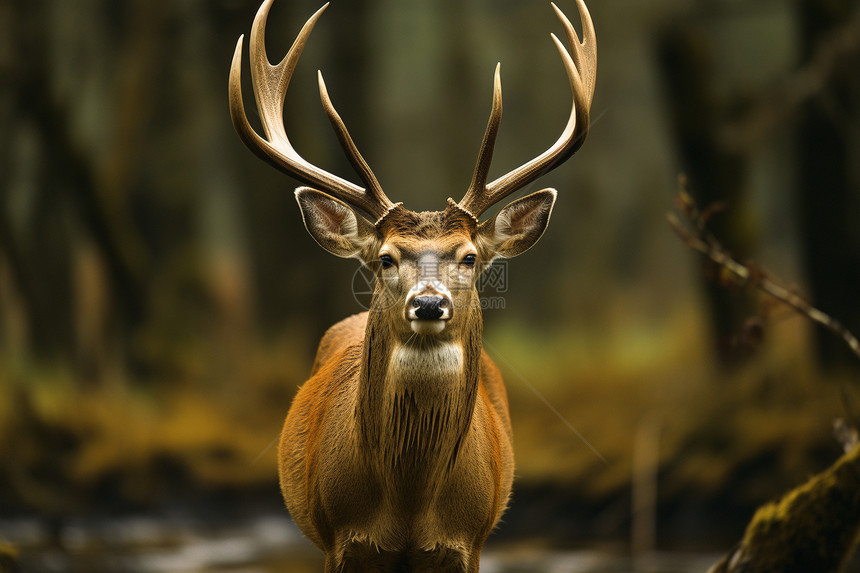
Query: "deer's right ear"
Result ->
[[295, 188, 379, 261]]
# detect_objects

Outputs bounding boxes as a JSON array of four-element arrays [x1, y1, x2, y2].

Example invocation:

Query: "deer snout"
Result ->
[[406, 281, 453, 334], [411, 295, 449, 320]]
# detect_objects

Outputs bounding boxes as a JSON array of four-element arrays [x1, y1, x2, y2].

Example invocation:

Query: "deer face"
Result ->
[[229, 0, 594, 341], [296, 189, 557, 341]]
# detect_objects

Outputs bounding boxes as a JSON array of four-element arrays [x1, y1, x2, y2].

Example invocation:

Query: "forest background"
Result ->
[[2, 0, 860, 563]]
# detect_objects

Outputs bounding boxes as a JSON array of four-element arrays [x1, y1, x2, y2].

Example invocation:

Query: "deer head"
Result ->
[[228, 0, 596, 343]]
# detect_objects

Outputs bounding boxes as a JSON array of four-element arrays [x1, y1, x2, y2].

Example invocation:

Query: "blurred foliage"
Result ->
[[1, 0, 860, 553], [0, 333, 310, 514]]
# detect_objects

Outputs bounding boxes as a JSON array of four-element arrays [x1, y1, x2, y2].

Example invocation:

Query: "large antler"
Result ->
[[229, 1, 395, 221], [459, 0, 597, 219]]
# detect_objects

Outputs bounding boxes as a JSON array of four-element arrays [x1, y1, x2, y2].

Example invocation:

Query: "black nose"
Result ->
[[413, 296, 445, 320]]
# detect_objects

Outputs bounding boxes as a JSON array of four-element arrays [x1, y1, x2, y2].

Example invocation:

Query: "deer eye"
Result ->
[[460, 254, 476, 268], [379, 254, 395, 269]]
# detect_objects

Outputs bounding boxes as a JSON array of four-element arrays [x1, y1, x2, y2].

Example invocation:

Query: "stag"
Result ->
[[228, 0, 596, 570]]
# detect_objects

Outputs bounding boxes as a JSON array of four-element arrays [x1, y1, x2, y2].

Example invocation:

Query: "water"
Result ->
[[0, 515, 722, 572]]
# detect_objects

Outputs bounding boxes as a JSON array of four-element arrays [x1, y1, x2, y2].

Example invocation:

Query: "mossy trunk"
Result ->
[[709, 442, 860, 573]]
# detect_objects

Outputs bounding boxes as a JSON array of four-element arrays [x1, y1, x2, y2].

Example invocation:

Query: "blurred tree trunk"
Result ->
[[1, 0, 163, 380], [183, 0, 254, 385], [3, 0, 78, 362], [657, 22, 755, 367], [797, 0, 860, 373]]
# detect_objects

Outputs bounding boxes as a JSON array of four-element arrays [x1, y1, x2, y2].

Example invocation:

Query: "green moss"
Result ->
[[720, 444, 860, 572], [0, 542, 19, 573]]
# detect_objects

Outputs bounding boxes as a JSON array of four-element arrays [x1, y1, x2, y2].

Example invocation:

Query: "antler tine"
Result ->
[[558, 0, 597, 103], [459, 0, 597, 219], [317, 72, 394, 217], [459, 63, 503, 215], [228, 0, 394, 221]]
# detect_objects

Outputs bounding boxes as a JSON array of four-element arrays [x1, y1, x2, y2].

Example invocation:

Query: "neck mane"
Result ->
[[357, 305, 483, 482]]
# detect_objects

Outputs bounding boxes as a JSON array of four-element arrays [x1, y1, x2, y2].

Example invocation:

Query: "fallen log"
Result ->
[[708, 437, 860, 573]]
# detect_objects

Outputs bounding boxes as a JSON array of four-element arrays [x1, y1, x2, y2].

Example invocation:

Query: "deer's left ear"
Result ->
[[476, 189, 557, 259]]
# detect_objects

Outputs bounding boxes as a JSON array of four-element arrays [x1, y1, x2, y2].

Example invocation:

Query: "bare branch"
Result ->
[[668, 179, 860, 362]]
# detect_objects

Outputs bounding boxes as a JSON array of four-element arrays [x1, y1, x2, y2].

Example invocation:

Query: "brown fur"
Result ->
[[279, 207, 516, 572], [230, 1, 594, 568]]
